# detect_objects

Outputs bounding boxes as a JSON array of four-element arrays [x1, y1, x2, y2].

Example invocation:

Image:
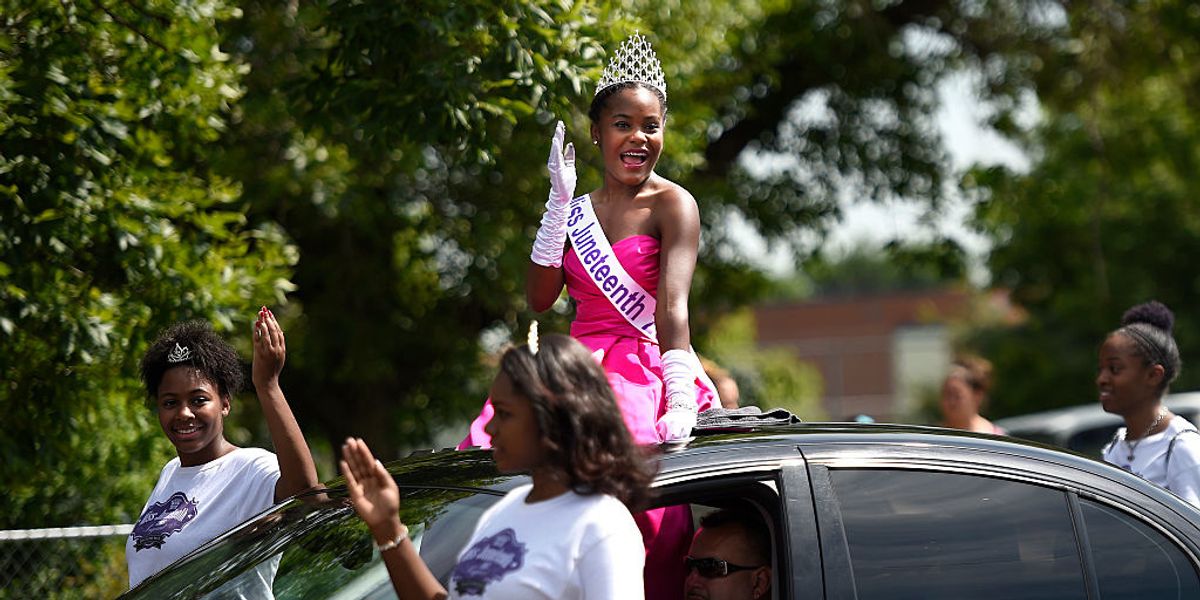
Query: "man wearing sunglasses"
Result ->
[[684, 508, 772, 600]]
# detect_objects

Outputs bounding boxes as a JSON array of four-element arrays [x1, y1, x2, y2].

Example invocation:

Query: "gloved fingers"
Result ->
[[564, 142, 575, 166], [548, 120, 565, 169]]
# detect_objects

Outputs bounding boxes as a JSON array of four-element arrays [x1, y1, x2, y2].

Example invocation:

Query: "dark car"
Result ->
[[122, 423, 1200, 600], [995, 392, 1200, 458]]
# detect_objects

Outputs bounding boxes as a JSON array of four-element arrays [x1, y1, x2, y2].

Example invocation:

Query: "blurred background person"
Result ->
[[702, 357, 741, 409], [1099, 301, 1200, 505], [939, 354, 1005, 434]]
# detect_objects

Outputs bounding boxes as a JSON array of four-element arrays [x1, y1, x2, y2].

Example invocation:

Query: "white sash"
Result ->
[[566, 194, 658, 341], [565, 194, 722, 407]]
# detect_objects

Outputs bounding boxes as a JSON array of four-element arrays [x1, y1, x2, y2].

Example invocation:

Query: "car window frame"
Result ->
[[653, 457, 821, 600]]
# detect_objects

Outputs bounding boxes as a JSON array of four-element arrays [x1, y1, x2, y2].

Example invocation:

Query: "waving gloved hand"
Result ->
[[530, 121, 576, 268]]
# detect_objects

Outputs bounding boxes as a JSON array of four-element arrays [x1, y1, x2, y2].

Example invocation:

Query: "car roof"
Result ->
[[993, 391, 1200, 436]]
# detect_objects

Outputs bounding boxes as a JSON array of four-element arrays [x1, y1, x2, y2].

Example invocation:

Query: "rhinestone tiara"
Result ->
[[166, 343, 192, 364], [595, 31, 667, 101]]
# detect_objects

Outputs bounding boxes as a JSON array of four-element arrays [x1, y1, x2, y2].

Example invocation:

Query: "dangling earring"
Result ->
[[592, 140, 599, 146]]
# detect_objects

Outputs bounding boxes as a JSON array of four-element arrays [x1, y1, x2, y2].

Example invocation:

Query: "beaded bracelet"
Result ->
[[376, 523, 409, 553]]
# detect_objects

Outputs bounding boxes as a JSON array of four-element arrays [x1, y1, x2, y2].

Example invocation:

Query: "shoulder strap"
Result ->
[[1102, 428, 1122, 457], [565, 195, 657, 341], [1164, 428, 1200, 478]]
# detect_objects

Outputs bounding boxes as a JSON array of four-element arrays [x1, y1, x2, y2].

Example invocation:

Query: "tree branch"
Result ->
[[699, 0, 954, 178], [120, 0, 171, 27], [88, 0, 168, 51]]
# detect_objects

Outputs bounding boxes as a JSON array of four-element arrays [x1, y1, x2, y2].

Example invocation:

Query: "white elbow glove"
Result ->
[[530, 121, 576, 268], [657, 349, 699, 442]]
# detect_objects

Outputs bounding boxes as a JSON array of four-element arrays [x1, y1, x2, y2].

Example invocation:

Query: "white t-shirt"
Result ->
[[447, 483, 645, 600], [126, 447, 281, 589], [1103, 415, 1200, 506]]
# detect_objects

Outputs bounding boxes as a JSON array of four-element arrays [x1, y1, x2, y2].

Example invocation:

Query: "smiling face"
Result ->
[[156, 366, 231, 466], [590, 85, 666, 187], [1097, 333, 1163, 416], [484, 371, 545, 473]]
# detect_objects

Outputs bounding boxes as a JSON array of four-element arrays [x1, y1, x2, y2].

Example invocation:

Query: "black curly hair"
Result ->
[[588, 81, 667, 123], [498, 333, 655, 510], [1114, 300, 1182, 392], [140, 320, 244, 408]]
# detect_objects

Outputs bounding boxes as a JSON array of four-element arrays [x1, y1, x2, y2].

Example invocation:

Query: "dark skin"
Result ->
[[1097, 333, 1174, 440], [526, 86, 700, 353], [341, 372, 568, 600], [154, 308, 319, 502]]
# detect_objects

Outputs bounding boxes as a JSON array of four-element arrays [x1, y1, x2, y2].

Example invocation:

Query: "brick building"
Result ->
[[754, 288, 1015, 421]]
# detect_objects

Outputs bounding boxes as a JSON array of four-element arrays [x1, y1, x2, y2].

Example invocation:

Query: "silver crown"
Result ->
[[166, 343, 192, 364], [595, 31, 667, 101]]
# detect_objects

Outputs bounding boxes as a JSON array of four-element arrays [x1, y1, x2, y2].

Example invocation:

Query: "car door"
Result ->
[[654, 440, 823, 600], [802, 443, 1200, 600]]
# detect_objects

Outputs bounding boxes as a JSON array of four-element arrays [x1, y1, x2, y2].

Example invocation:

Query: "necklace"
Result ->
[[1125, 408, 1167, 462]]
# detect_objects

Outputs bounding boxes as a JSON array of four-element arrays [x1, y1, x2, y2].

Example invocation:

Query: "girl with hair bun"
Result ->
[[342, 332, 652, 599], [1098, 300, 1200, 505]]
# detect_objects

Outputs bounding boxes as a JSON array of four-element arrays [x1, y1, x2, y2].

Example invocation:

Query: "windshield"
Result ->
[[122, 453, 522, 600]]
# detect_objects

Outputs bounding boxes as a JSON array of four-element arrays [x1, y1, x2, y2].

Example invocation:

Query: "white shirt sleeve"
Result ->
[[577, 527, 645, 600], [1167, 433, 1200, 505], [243, 451, 283, 511]]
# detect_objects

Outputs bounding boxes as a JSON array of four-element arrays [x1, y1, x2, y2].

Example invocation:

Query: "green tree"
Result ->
[[210, 0, 1072, 460], [1, 0, 1098, 537], [964, 3, 1200, 417], [211, 1, 617, 459], [0, 1, 295, 529]]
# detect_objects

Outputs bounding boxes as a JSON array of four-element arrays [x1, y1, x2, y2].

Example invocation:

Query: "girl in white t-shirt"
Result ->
[[126, 308, 320, 589], [1098, 301, 1200, 505], [341, 329, 654, 600]]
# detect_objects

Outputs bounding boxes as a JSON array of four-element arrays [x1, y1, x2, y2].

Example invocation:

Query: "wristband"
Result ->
[[376, 523, 409, 553]]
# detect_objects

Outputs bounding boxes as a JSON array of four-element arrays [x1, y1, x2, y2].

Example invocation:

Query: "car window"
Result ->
[[827, 469, 1087, 600], [655, 473, 787, 600], [1079, 499, 1200, 599], [124, 485, 506, 599]]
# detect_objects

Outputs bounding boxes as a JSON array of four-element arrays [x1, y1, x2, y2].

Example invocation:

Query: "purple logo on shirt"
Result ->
[[451, 527, 527, 595], [130, 491, 199, 551]]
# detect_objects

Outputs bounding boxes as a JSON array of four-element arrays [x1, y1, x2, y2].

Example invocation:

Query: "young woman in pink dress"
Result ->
[[459, 33, 715, 600]]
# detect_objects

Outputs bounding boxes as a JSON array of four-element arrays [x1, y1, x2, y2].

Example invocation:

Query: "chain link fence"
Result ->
[[0, 525, 132, 599]]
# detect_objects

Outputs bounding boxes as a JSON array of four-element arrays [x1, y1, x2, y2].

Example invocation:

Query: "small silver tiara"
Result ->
[[166, 343, 192, 364], [527, 321, 539, 355], [595, 31, 667, 101]]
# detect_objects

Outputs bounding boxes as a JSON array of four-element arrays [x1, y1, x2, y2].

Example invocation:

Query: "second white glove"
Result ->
[[657, 348, 699, 442]]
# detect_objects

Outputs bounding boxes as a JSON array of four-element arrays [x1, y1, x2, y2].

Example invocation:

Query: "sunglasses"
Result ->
[[684, 556, 762, 579]]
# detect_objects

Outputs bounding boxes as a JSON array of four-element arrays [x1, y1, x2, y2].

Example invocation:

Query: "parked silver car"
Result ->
[[995, 392, 1200, 457]]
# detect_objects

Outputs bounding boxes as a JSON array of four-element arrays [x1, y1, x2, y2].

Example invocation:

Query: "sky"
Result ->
[[737, 72, 1035, 282]]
